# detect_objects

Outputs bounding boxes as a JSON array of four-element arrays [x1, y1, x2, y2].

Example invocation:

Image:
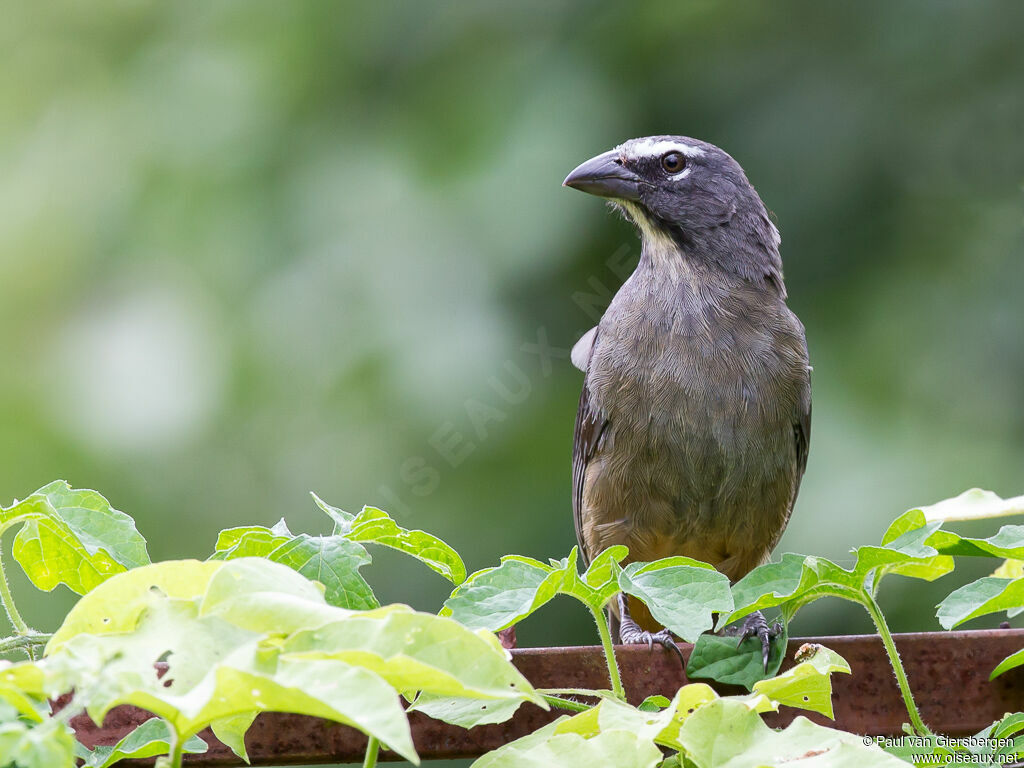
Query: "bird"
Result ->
[[563, 136, 811, 665]]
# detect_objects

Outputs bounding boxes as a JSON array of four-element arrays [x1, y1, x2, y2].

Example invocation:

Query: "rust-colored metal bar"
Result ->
[[68, 628, 1024, 765]]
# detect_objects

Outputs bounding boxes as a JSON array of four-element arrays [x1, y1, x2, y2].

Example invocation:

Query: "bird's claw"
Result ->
[[737, 611, 780, 669], [620, 625, 686, 665]]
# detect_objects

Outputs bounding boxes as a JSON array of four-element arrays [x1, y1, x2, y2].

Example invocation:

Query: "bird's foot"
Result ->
[[736, 610, 782, 669], [617, 595, 685, 664]]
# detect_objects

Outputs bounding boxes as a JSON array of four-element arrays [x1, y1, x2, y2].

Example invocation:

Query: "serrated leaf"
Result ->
[[936, 577, 1024, 629], [723, 553, 869, 628], [442, 557, 563, 631], [2, 481, 149, 596], [210, 526, 290, 560], [345, 506, 466, 585], [726, 538, 953, 629], [676, 699, 907, 768], [618, 558, 732, 643], [83, 718, 206, 768], [752, 646, 850, 718], [686, 622, 787, 689], [312, 495, 466, 585], [267, 534, 378, 610]]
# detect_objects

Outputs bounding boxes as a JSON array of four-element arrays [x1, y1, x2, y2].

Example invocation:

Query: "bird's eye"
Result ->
[[661, 152, 686, 174]]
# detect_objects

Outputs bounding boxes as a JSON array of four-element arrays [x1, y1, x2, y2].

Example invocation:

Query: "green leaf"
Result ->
[[2, 481, 149, 595], [637, 695, 670, 713], [914, 488, 1024, 524], [344, 506, 466, 585], [582, 546, 628, 588], [42, 559, 421, 764], [282, 608, 545, 704], [313, 494, 466, 585], [407, 693, 525, 728], [723, 554, 866, 628], [83, 718, 206, 768], [992, 648, 1024, 679], [442, 556, 564, 631], [676, 699, 907, 768], [0, 712, 77, 768], [210, 526, 291, 560], [726, 536, 953, 629], [928, 525, 1024, 560], [618, 558, 732, 643], [42, 557, 542, 768], [470, 722, 662, 768], [751, 645, 850, 718], [209, 712, 256, 762], [265, 534, 378, 610], [889, 506, 1024, 561], [311, 493, 355, 528], [686, 621, 787, 689], [936, 577, 1024, 629], [47, 560, 224, 652]]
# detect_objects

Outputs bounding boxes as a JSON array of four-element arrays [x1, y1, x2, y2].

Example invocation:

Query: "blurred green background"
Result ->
[[3, 0, 1024, 679]]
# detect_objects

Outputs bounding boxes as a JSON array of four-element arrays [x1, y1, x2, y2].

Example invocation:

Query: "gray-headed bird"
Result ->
[[564, 136, 811, 665]]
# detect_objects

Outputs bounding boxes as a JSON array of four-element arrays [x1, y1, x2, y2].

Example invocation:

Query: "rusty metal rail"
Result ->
[[69, 628, 1024, 764]]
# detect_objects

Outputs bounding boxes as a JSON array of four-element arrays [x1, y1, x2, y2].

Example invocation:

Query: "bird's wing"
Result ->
[[571, 327, 597, 371], [791, 366, 813, 505], [572, 328, 608, 568]]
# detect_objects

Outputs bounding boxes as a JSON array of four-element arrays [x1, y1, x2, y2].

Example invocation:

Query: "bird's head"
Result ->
[[563, 136, 783, 288]]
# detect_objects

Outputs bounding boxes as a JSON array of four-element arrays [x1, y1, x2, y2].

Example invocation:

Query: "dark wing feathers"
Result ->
[[790, 371, 812, 513], [571, 330, 607, 568]]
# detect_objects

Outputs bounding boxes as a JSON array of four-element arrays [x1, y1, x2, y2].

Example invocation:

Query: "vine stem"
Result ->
[[0, 544, 29, 636], [538, 687, 604, 697], [166, 732, 185, 768], [0, 632, 50, 656], [862, 591, 931, 736], [542, 694, 592, 713], [363, 736, 380, 768], [589, 605, 626, 700]]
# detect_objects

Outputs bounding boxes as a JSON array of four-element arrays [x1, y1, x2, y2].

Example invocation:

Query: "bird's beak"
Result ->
[[562, 149, 642, 202]]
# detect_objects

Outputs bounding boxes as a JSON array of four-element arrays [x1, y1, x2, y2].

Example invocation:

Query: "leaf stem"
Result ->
[[862, 591, 930, 736], [164, 731, 185, 768], [0, 631, 51, 657], [542, 694, 592, 713], [589, 605, 626, 700], [538, 687, 604, 698], [0, 544, 29, 636], [363, 736, 380, 768]]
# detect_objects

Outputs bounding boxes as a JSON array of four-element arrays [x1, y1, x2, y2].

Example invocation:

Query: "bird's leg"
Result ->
[[736, 610, 782, 669], [616, 593, 685, 664]]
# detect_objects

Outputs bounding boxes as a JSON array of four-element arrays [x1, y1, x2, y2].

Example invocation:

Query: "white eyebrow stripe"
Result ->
[[620, 138, 706, 161]]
